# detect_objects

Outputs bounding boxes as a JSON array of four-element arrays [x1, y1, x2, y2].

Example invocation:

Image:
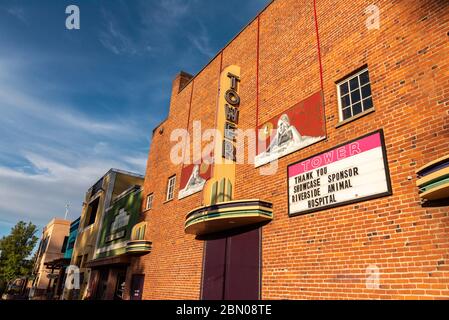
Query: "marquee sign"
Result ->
[[287, 130, 392, 216], [255, 91, 326, 167]]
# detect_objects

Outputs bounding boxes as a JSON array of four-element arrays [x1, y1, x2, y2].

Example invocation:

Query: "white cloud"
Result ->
[[0, 90, 126, 135], [6, 6, 27, 24], [98, 0, 196, 56], [122, 155, 148, 174], [158, 0, 192, 19], [99, 16, 138, 56], [142, 0, 195, 25], [188, 24, 214, 58], [0, 150, 147, 229], [0, 56, 149, 233], [0, 57, 135, 137]]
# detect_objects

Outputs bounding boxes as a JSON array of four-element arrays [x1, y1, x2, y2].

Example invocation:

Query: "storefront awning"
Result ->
[[44, 258, 71, 270], [185, 199, 273, 236], [85, 255, 131, 268]]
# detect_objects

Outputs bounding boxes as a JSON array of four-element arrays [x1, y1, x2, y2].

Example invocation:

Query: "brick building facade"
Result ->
[[123, 0, 449, 300]]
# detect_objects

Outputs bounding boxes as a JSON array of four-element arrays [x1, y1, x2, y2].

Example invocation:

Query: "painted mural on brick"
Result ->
[[255, 91, 326, 167], [178, 163, 211, 199]]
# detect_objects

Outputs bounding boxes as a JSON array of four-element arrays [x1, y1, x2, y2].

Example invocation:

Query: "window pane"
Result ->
[[61, 236, 68, 253], [351, 89, 361, 103], [167, 177, 175, 200], [147, 195, 152, 209], [340, 82, 349, 96], [167, 181, 171, 200], [363, 97, 373, 110], [341, 94, 350, 108], [339, 68, 373, 122], [86, 197, 99, 227], [352, 102, 362, 116], [359, 71, 370, 86], [349, 77, 359, 91], [342, 107, 352, 120], [361, 84, 372, 99]]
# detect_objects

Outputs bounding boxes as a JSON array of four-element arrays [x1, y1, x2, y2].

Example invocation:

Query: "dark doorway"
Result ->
[[130, 274, 145, 300], [201, 227, 261, 300], [114, 271, 127, 300], [95, 269, 109, 300]]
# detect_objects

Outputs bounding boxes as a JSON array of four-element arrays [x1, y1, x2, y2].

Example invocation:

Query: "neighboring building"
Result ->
[[64, 217, 81, 261], [85, 185, 149, 300], [30, 218, 70, 299], [57, 217, 81, 300], [65, 169, 144, 300], [122, 0, 449, 300], [45, 217, 81, 300]]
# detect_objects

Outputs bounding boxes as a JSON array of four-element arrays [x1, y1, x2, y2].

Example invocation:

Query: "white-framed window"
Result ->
[[337, 67, 374, 121], [166, 176, 176, 201], [146, 193, 153, 210]]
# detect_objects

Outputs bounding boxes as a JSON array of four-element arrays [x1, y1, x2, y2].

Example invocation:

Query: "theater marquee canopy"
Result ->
[[288, 130, 392, 216]]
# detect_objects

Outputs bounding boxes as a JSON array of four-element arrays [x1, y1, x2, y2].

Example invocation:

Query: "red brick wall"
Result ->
[[127, 0, 449, 300]]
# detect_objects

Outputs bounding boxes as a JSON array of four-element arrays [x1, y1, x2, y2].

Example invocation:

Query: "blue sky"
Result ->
[[0, 0, 270, 238]]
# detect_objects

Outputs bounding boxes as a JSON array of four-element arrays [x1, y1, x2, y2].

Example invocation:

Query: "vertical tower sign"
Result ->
[[202, 65, 241, 205], [222, 72, 240, 161]]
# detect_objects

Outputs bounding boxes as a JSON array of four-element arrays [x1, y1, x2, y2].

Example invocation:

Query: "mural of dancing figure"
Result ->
[[255, 111, 325, 167], [178, 164, 207, 199], [266, 114, 303, 154]]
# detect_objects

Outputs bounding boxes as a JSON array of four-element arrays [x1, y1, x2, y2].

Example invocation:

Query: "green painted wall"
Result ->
[[95, 187, 142, 259]]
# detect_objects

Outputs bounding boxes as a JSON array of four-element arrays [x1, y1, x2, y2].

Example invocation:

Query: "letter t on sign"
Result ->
[[227, 73, 240, 90]]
